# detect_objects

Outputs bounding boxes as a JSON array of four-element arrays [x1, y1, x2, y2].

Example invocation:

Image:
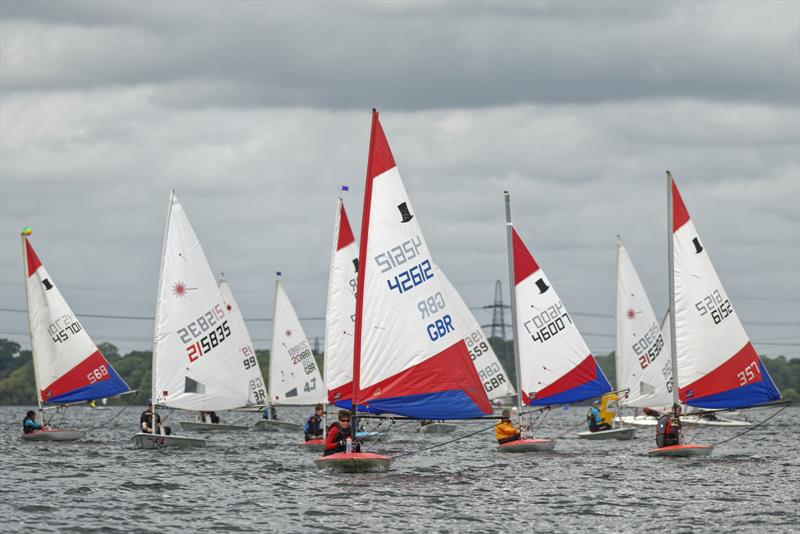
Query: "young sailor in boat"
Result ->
[[140, 401, 172, 435], [200, 411, 220, 424], [304, 403, 324, 441], [495, 409, 522, 444], [656, 406, 681, 447], [323, 410, 361, 456], [586, 398, 614, 432], [263, 405, 279, 420], [23, 410, 43, 434]]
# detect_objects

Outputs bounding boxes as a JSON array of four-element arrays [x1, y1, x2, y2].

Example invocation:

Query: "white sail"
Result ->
[[22, 236, 129, 405], [218, 274, 268, 406], [324, 199, 358, 405], [511, 228, 611, 406], [270, 281, 324, 405], [153, 192, 257, 411], [670, 177, 779, 409], [437, 267, 516, 401], [615, 239, 673, 408]]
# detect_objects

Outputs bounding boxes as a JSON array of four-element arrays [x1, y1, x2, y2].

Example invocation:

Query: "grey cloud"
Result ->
[[1, 1, 798, 109]]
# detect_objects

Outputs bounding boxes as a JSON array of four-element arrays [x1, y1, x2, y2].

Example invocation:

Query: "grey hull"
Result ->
[[180, 421, 250, 432], [419, 423, 457, 434], [578, 427, 637, 440], [252, 419, 302, 432], [131, 433, 207, 449], [21, 429, 85, 442]]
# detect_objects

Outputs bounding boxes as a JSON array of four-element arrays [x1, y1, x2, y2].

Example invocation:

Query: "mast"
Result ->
[[666, 171, 681, 439], [353, 109, 381, 436], [614, 235, 623, 427], [269, 274, 281, 421], [503, 192, 525, 430], [21, 231, 45, 425], [322, 196, 344, 437], [152, 190, 175, 434]]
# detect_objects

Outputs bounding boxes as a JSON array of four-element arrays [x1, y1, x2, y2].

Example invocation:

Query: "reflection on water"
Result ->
[[1, 405, 798, 532]]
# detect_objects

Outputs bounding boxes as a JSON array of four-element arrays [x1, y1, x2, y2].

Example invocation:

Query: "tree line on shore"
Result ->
[[1, 337, 797, 405]]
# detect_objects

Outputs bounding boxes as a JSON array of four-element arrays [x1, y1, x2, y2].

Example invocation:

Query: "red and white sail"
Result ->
[[153, 192, 261, 411], [615, 239, 673, 408], [511, 228, 611, 406], [270, 280, 323, 405], [324, 198, 358, 406], [218, 274, 268, 406], [22, 236, 129, 405], [437, 267, 516, 401], [671, 177, 779, 408], [353, 110, 491, 419]]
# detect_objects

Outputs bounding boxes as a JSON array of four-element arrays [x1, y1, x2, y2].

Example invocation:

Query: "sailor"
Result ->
[[304, 403, 324, 441], [495, 409, 522, 444], [586, 401, 612, 432], [201, 411, 220, 424], [323, 409, 361, 456], [140, 401, 172, 435], [263, 405, 279, 420], [656, 406, 681, 447], [23, 410, 42, 434]]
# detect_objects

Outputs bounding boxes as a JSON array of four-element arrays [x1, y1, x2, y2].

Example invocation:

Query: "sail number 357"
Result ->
[[737, 360, 760, 386]]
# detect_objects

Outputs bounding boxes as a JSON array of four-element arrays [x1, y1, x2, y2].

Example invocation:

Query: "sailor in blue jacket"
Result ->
[[23, 410, 42, 434]]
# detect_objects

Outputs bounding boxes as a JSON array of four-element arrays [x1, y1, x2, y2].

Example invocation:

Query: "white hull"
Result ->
[[578, 427, 637, 440], [180, 421, 250, 432], [252, 419, 302, 432], [21, 429, 85, 442], [131, 433, 207, 449], [356, 431, 383, 442], [620, 414, 751, 427], [419, 423, 457, 434]]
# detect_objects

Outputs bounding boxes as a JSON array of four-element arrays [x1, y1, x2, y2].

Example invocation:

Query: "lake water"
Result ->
[[1, 404, 798, 532]]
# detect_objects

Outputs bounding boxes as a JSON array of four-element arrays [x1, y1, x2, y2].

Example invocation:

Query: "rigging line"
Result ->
[[84, 394, 139, 432], [713, 402, 791, 447], [390, 421, 499, 460]]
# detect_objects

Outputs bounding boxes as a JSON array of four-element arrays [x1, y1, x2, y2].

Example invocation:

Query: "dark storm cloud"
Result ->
[[1, 1, 798, 109]]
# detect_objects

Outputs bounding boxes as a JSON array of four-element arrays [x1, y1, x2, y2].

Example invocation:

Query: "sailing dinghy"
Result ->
[[179, 273, 266, 432], [254, 277, 323, 432], [315, 110, 492, 472], [21, 230, 131, 442], [649, 173, 781, 457], [133, 192, 258, 449], [501, 192, 612, 452]]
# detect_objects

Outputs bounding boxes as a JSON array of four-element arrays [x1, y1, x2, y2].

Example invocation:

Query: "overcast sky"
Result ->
[[1, 1, 798, 359]]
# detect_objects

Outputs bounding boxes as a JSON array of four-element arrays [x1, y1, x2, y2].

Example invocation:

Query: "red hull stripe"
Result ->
[[25, 238, 42, 277], [672, 179, 690, 232], [528, 354, 597, 401], [337, 203, 356, 250], [40, 350, 111, 402], [359, 340, 492, 415], [512, 228, 540, 286], [366, 112, 396, 181], [679, 342, 762, 402]]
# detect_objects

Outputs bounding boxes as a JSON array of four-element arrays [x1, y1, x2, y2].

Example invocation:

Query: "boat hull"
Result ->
[[419, 423, 457, 434], [21, 429, 85, 442], [497, 438, 556, 452], [578, 427, 637, 440], [314, 452, 393, 473], [252, 419, 302, 432], [648, 444, 714, 457], [180, 421, 250, 432], [356, 431, 383, 442], [620, 415, 750, 427], [131, 433, 207, 449], [299, 438, 325, 452]]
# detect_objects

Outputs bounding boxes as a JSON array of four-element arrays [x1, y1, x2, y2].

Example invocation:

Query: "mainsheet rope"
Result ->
[[712, 402, 790, 447], [391, 421, 498, 460], [84, 394, 140, 432]]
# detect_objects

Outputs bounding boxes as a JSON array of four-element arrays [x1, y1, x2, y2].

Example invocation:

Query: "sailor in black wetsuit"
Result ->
[[140, 401, 171, 435], [304, 403, 324, 441]]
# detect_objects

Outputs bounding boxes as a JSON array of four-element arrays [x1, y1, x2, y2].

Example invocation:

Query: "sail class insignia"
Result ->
[[398, 202, 414, 223]]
